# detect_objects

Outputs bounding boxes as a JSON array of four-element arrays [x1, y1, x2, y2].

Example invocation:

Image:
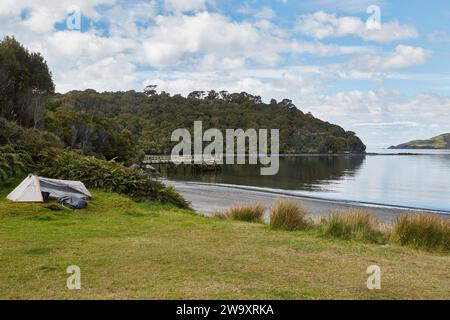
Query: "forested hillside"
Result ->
[[43, 88, 366, 162]]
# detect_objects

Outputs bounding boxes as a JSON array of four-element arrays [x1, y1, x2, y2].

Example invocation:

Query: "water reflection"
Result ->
[[162, 155, 366, 191]]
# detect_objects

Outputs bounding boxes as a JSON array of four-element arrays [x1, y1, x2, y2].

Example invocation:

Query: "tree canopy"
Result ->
[[0, 36, 54, 128], [43, 89, 366, 159]]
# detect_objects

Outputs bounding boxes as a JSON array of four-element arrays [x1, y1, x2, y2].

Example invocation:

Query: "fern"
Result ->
[[0, 145, 32, 182]]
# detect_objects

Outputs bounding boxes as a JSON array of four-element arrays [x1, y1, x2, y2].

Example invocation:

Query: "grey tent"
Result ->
[[7, 175, 92, 202]]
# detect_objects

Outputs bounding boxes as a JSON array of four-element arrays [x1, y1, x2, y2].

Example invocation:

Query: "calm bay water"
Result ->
[[163, 149, 450, 213]]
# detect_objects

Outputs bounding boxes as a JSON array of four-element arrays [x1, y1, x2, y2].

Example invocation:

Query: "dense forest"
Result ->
[[43, 88, 366, 165], [1, 36, 365, 185]]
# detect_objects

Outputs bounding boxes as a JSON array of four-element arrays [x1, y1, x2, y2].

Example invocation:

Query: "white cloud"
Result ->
[[254, 6, 276, 20], [140, 12, 304, 68], [0, 0, 115, 33], [238, 4, 276, 21], [141, 12, 282, 68], [164, 0, 207, 13], [56, 55, 139, 93], [347, 45, 428, 71], [106, 1, 157, 38], [295, 11, 418, 42], [45, 31, 133, 61], [290, 40, 374, 56], [140, 12, 377, 69], [381, 45, 428, 69]]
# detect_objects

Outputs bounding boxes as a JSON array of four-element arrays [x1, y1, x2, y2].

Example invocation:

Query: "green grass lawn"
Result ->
[[0, 183, 449, 299]]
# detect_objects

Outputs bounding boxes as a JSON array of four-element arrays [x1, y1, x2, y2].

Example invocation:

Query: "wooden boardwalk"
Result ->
[[143, 155, 223, 173], [143, 155, 173, 164], [143, 155, 222, 165]]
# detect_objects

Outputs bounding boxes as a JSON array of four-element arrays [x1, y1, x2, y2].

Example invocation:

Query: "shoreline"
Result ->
[[165, 180, 450, 224]]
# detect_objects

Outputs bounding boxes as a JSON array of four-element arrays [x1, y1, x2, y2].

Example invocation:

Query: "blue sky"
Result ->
[[1, 0, 450, 148]]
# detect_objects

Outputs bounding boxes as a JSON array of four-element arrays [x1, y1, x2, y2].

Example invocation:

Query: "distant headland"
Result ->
[[389, 133, 450, 149]]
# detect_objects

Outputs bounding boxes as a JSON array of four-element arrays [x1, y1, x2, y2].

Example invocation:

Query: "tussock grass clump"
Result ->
[[270, 199, 309, 231], [321, 210, 384, 243], [391, 214, 450, 251], [223, 203, 265, 223]]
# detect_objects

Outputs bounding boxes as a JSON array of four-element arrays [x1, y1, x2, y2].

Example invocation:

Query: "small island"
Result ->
[[389, 133, 450, 149]]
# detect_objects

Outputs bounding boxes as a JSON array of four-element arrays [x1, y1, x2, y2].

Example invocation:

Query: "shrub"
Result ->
[[0, 117, 62, 158], [321, 210, 384, 243], [269, 199, 309, 231], [0, 145, 32, 181], [391, 214, 450, 251], [19, 128, 62, 158], [223, 203, 265, 222], [38, 149, 190, 208]]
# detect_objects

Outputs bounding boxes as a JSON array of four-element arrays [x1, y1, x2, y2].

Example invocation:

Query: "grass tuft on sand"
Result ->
[[270, 199, 310, 231], [321, 210, 386, 244], [391, 214, 450, 251], [222, 203, 265, 223]]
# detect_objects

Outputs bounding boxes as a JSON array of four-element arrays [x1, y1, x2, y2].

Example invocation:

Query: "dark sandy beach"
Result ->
[[165, 180, 450, 224]]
